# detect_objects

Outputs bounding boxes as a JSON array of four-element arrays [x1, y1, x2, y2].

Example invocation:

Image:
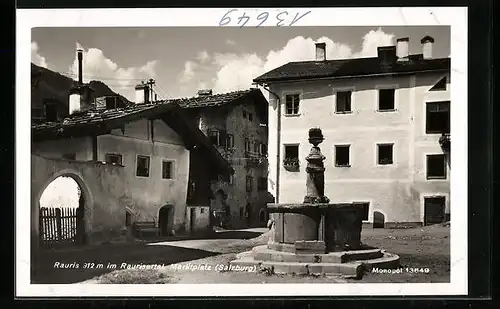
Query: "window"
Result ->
[[378, 144, 394, 165], [162, 160, 174, 179], [244, 138, 251, 152], [106, 98, 117, 110], [105, 153, 122, 165], [253, 142, 260, 153], [426, 101, 450, 134], [430, 77, 447, 91], [284, 145, 299, 160], [426, 154, 447, 179], [240, 208, 244, 219], [62, 153, 76, 160], [248, 113, 253, 122], [208, 130, 226, 147], [257, 177, 267, 191], [336, 91, 352, 113], [246, 176, 253, 192], [136, 155, 150, 177], [45, 103, 59, 122], [242, 110, 247, 118], [378, 88, 395, 111], [335, 145, 350, 167], [226, 134, 234, 148], [260, 143, 268, 156], [285, 94, 300, 115]]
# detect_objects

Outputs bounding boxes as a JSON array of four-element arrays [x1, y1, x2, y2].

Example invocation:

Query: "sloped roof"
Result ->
[[170, 88, 266, 109], [32, 103, 234, 176], [253, 54, 450, 83]]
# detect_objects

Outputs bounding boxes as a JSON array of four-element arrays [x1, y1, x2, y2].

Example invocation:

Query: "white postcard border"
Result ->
[[16, 7, 468, 297]]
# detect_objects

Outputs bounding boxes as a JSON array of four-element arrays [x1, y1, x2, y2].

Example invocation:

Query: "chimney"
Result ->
[[135, 82, 150, 104], [421, 36, 434, 59], [69, 87, 81, 115], [197, 89, 213, 96], [377, 46, 397, 66], [315, 42, 326, 61], [396, 37, 409, 61], [77, 48, 83, 84]]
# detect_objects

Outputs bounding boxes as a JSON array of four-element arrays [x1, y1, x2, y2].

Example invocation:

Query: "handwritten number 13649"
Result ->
[[219, 9, 311, 27]]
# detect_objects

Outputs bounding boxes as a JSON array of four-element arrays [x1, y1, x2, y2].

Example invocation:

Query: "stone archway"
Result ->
[[33, 169, 93, 249]]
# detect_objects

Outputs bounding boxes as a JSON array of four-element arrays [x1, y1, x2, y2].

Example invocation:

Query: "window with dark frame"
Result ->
[[378, 144, 394, 165], [245, 138, 251, 152], [105, 153, 122, 165], [426, 101, 450, 134], [208, 130, 219, 146], [62, 153, 76, 160], [253, 143, 260, 153], [336, 91, 352, 113], [136, 155, 150, 177], [246, 176, 253, 192], [335, 145, 350, 167], [285, 94, 300, 115], [426, 154, 447, 179], [430, 76, 447, 91], [105, 98, 117, 110], [260, 143, 268, 156], [226, 134, 234, 148], [162, 160, 174, 179], [378, 88, 395, 111], [284, 145, 299, 160]]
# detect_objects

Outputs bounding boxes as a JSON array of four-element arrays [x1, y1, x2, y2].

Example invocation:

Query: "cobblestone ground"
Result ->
[[33, 224, 450, 284]]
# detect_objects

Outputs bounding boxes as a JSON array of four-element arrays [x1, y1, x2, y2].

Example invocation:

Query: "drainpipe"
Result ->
[[255, 83, 281, 204]]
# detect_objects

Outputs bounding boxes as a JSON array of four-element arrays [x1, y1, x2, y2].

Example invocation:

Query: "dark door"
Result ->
[[373, 211, 385, 228], [424, 197, 446, 226], [190, 208, 196, 232], [159, 206, 170, 236]]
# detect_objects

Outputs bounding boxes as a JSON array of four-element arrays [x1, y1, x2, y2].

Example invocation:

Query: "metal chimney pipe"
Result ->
[[77, 48, 83, 84]]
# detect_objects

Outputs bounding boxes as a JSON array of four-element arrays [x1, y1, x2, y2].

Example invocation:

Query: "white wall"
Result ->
[[266, 71, 451, 224]]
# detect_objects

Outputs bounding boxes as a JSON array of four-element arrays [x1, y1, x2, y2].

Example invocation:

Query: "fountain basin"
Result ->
[[268, 203, 363, 252]]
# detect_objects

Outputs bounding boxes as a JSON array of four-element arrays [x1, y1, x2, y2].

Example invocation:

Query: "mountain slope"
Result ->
[[31, 63, 132, 113]]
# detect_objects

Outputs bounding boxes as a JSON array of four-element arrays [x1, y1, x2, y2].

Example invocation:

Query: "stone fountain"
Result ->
[[230, 128, 400, 279]]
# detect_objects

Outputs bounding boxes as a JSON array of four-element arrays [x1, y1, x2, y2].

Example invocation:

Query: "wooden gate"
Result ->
[[39, 207, 83, 248]]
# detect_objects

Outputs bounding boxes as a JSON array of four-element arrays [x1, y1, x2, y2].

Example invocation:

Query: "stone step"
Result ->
[[350, 251, 401, 270], [252, 245, 383, 264]]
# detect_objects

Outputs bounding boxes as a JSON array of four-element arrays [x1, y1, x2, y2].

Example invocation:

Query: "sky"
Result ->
[[31, 26, 450, 103]]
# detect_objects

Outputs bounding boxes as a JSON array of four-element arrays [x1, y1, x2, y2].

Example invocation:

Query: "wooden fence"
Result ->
[[39, 207, 80, 248]]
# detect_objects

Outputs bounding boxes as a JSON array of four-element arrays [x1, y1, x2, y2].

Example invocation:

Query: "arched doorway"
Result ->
[[158, 205, 173, 236], [373, 211, 385, 228], [38, 175, 86, 248], [259, 208, 267, 225], [213, 189, 229, 228]]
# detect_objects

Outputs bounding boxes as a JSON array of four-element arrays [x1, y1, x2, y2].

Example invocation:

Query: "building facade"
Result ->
[[254, 36, 451, 227], [32, 93, 233, 247], [168, 89, 270, 228]]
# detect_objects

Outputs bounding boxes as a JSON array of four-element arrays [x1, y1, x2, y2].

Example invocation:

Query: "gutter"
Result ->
[[254, 83, 281, 204], [254, 68, 450, 85]]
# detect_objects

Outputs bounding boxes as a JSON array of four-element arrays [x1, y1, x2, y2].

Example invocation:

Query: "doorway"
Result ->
[[373, 211, 385, 228], [158, 205, 172, 236], [424, 196, 446, 226]]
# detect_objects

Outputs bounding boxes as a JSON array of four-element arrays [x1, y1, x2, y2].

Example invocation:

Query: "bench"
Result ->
[[133, 221, 160, 238]]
